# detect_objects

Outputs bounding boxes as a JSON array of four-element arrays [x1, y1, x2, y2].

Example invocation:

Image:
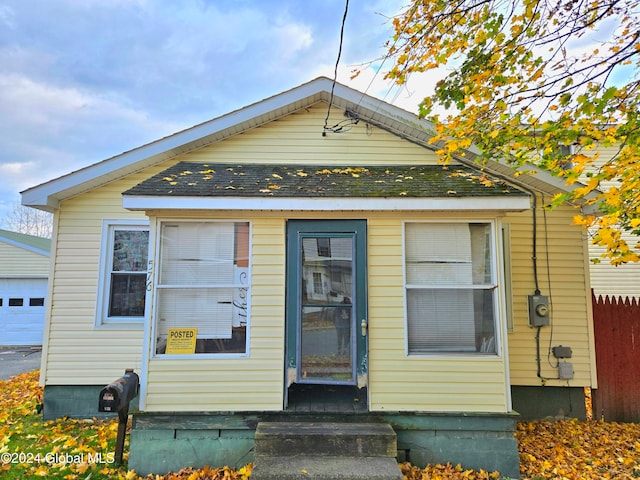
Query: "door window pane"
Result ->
[[299, 235, 354, 383]]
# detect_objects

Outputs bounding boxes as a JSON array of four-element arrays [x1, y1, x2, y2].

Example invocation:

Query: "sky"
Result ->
[[0, 0, 441, 224]]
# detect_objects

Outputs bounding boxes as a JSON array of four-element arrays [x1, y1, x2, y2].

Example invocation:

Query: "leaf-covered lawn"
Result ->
[[2, 371, 640, 479]]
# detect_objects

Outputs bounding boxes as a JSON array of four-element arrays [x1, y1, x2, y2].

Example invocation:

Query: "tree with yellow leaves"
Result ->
[[385, 0, 640, 264]]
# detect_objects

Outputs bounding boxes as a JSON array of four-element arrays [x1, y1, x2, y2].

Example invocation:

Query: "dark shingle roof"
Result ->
[[123, 163, 527, 198]]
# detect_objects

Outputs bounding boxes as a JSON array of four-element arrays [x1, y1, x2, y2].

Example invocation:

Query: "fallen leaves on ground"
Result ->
[[3, 370, 640, 479], [400, 462, 501, 479], [516, 419, 640, 479]]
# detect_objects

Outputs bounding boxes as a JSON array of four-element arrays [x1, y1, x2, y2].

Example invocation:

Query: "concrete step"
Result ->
[[250, 455, 403, 480], [253, 422, 397, 458]]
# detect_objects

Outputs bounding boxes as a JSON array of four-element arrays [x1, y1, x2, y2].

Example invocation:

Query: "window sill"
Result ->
[[151, 353, 249, 360], [95, 323, 144, 331]]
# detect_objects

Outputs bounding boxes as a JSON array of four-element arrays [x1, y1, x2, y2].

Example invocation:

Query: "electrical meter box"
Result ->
[[528, 294, 550, 327]]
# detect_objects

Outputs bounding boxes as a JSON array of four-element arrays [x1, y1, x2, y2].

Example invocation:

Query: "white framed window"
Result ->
[[153, 220, 250, 356], [96, 220, 150, 326], [404, 221, 499, 355]]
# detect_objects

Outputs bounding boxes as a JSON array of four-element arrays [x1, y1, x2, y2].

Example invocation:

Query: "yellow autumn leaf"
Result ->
[[34, 465, 49, 476], [125, 470, 140, 480]]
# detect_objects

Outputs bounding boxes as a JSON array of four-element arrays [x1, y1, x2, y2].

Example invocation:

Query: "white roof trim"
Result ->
[[122, 195, 531, 212]]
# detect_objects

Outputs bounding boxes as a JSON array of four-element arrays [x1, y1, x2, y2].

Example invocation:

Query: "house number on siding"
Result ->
[[146, 260, 153, 291]]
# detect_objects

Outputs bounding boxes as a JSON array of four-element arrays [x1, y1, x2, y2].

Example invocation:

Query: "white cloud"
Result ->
[[0, 0, 421, 214], [0, 72, 185, 201], [0, 3, 15, 28]]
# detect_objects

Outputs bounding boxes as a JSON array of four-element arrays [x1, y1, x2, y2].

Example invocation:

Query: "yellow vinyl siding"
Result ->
[[43, 101, 595, 414], [143, 216, 286, 412], [181, 103, 441, 167], [143, 212, 510, 413], [0, 242, 49, 276], [42, 165, 172, 385], [367, 215, 509, 413], [504, 201, 595, 387]]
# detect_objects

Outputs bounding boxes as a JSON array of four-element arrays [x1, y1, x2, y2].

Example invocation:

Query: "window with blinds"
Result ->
[[404, 222, 498, 355], [155, 221, 250, 355]]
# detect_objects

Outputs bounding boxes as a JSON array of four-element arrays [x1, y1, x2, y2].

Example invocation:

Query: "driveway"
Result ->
[[0, 346, 42, 380]]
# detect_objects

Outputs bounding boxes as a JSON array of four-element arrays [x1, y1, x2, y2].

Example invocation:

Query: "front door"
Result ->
[[285, 220, 368, 409]]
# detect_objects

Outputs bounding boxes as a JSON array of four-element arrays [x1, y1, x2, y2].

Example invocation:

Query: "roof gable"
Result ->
[[21, 77, 578, 212]]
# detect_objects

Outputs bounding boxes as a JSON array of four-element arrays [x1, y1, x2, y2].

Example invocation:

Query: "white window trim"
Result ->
[[402, 219, 504, 358], [95, 219, 150, 329], [150, 218, 252, 359]]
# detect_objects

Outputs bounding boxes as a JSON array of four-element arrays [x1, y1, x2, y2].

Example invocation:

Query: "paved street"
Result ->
[[0, 347, 42, 380]]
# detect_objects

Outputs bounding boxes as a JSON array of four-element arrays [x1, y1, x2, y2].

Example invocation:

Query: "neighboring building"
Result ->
[[22, 78, 598, 477], [585, 144, 640, 298], [0, 229, 50, 346]]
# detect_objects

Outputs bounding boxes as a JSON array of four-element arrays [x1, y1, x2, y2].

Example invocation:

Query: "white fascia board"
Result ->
[[123, 195, 531, 212]]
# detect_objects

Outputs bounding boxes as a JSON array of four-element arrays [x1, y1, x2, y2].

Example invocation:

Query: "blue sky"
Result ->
[[1, 0, 436, 222]]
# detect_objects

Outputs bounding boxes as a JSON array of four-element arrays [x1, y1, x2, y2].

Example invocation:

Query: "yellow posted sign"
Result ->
[[166, 328, 198, 354]]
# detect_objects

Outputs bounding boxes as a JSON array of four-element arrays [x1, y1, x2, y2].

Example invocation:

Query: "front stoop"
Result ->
[[251, 422, 403, 480]]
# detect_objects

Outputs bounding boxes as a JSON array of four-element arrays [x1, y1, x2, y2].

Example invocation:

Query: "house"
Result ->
[[584, 145, 640, 298], [21, 77, 598, 477], [0, 229, 50, 346]]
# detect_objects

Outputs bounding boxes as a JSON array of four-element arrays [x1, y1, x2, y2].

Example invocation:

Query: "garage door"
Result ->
[[0, 278, 47, 346]]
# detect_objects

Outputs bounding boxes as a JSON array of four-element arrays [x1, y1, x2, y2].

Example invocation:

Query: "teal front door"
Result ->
[[285, 220, 368, 408]]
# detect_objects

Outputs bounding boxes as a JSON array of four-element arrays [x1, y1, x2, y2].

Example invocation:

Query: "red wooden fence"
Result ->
[[592, 292, 640, 422]]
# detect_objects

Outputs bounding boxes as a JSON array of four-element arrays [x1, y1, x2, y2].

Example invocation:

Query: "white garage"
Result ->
[[0, 229, 50, 346], [0, 278, 48, 345]]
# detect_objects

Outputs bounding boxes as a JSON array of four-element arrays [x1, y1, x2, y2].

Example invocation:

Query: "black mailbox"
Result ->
[[97, 369, 139, 464], [98, 370, 139, 413]]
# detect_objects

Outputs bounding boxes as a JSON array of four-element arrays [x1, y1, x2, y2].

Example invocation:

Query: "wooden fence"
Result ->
[[592, 292, 640, 422]]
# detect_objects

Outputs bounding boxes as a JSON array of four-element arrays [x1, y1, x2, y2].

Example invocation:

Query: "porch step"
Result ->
[[251, 422, 402, 480], [250, 455, 403, 480]]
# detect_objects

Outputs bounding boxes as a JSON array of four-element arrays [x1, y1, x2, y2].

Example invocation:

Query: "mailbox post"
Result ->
[[98, 369, 139, 464]]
